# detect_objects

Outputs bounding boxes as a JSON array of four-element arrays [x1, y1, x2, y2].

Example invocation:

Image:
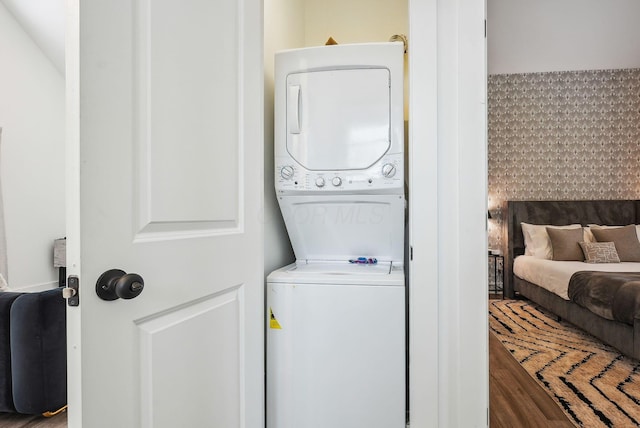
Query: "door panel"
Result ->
[[66, 0, 263, 427], [138, 288, 242, 428], [135, 0, 240, 233]]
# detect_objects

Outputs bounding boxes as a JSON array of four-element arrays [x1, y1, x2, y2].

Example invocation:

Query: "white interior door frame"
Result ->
[[408, 0, 439, 425], [65, 1, 81, 424], [408, 0, 488, 426]]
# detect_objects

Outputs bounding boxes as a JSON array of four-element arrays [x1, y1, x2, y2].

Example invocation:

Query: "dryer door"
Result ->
[[286, 68, 390, 171]]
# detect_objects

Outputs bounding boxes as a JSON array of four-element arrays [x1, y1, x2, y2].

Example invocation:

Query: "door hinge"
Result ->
[[63, 275, 80, 307], [484, 19, 487, 38], [410, 246, 413, 261]]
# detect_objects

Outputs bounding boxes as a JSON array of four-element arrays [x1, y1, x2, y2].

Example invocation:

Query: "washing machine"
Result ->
[[267, 42, 405, 428]]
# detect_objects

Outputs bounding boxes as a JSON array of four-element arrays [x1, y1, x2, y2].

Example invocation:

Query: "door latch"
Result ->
[[63, 275, 80, 306]]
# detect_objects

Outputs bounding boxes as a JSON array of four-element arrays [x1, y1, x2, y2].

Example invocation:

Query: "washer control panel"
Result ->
[[276, 153, 403, 193]]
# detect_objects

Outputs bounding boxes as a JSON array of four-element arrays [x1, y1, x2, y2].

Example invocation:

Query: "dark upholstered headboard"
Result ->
[[503, 200, 640, 298]]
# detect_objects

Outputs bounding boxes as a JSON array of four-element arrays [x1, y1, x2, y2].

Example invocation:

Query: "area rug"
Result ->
[[489, 300, 640, 427]]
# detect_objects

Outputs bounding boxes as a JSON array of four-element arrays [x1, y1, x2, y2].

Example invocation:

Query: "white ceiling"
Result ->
[[1, 0, 65, 74]]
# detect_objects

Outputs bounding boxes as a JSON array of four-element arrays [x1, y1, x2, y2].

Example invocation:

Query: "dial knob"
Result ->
[[315, 177, 326, 188], [381, 163, 397, 178], [280, 165, 294, 180], [332, 177, 342, 187]]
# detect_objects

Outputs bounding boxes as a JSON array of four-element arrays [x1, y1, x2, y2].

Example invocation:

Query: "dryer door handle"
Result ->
[[288, 85, 301, 134]]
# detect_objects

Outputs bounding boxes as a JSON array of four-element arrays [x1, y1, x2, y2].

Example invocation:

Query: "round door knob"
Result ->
[[381, 163, 397, 178], [332, 177, 342, 187], [96, 269, 145, 301], [315, 177, 325, 188], [280, 165, 294, 180]]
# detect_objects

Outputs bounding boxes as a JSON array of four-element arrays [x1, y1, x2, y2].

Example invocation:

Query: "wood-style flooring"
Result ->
[[0, 411, 66, 428], [0, 333, 569, 427], [489, 331, 574, 427]]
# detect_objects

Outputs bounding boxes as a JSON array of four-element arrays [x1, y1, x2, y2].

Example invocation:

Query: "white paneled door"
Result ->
[[66, 0, 264, 427]]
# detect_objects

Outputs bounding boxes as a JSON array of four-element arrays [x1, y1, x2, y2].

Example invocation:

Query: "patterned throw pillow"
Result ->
[[579, 241, 621, 263]]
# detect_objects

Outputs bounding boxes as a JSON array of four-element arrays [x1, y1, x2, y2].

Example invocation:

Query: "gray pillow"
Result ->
[[590, 225, 640, 262], [546, 227, 585, 261]]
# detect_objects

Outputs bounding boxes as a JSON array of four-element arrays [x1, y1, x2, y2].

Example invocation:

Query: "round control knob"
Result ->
[[381, 163, 397, 178], [315, 177, 326, 188], [280, 165, 294, 180], [332, 177, 342, 187]]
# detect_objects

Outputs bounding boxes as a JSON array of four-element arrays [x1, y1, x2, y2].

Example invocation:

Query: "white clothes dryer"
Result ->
[[274, 42, 405, 198]]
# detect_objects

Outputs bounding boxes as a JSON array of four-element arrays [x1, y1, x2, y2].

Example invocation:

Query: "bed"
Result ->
[[504, 200, 640, 360]]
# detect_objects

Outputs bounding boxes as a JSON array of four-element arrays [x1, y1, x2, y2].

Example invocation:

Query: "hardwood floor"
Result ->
[[0, 411, 66, 428], [489, 331, 574, 427], [0, 333, 568, 428]]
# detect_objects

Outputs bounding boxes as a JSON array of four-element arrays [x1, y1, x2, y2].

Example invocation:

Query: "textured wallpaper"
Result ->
[[488, 68, 640, 251]]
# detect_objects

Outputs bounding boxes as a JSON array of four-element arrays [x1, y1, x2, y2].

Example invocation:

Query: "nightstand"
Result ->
[[488, 253, 504, 298]]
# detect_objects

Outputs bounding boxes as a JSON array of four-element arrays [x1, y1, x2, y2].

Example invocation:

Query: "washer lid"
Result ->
[[278, 193, 405, 263], [291, 260, 393, 275], [267, 261, 405, 286]]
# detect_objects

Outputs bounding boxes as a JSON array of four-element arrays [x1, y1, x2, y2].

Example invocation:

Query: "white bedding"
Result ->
[[513, 255, 640, 300]]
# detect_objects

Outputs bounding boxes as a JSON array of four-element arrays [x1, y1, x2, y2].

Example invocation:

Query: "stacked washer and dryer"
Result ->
[[267, 42, 406, 428]]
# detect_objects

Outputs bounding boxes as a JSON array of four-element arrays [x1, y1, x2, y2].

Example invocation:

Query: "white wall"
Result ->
[[263, 0, 304, 275], [0, 0, 66, 74], [488, 0, 640, 74], [303, 0, 407, 47], [0, 3, 65, 290]]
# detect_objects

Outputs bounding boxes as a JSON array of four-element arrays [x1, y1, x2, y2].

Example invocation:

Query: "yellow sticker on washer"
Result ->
[[269, 308, 282, 329]]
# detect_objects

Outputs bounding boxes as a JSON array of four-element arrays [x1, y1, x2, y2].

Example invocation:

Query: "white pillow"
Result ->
[[521, 223, 582, 259]]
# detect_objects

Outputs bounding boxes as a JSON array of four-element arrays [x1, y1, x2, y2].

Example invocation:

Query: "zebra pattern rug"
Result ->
[[489, 300, 640, 427]]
